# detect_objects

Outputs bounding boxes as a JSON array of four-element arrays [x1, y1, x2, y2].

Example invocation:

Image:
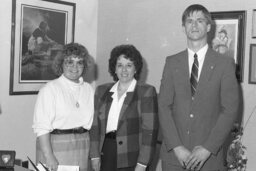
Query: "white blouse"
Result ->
[[106, 79, 136, 133], [32, 75, 94, 137]]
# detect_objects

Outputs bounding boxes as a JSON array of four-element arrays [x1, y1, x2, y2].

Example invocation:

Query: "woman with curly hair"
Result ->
[[90, 44, 158, 171], [33, 42, 94, 171]]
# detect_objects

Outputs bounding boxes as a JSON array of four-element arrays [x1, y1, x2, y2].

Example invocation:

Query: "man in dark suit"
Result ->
[[158, 4, 239, 171]]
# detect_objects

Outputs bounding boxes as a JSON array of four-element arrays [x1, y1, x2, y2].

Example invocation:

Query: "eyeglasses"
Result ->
[[64, 59, 85, 68]]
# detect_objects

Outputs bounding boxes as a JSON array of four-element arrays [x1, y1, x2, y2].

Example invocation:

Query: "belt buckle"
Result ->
[[107, 131, 116, 139], [73, 127, 79, 134], [78, 127, 83, 133], [75, 127, 84, 134]]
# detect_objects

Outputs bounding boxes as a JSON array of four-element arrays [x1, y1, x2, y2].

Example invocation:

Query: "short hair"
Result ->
[[108, 44, 143, 81], [219, 29, 227, 35], [52, 42, 89, 76], [182, 4, 212, 26], [39, 21, 48, 30]]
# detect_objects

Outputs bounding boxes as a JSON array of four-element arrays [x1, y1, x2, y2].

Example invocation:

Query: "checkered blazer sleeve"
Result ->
[[137, 85, 159, 165], [89, 86, 102, 159]]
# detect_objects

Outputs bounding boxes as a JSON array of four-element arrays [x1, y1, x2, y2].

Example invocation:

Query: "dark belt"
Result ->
[[105, 131, 116, 139], [51, 127, 88, 134]]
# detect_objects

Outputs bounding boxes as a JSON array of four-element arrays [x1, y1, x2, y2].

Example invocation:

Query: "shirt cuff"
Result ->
[[137, 163, 147, 168], [36, 130, 51, 137], [91, 157, 100, 160]]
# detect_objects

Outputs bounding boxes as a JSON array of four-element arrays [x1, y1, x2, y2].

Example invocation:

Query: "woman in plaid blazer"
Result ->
[[89, 44, 158, 171]]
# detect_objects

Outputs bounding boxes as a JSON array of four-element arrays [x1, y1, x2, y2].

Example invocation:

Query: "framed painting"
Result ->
[[10, 0, 76, 95], [249, 44, 256, 84], [209, 11, 246, 82], [252, 10, 256, 38]]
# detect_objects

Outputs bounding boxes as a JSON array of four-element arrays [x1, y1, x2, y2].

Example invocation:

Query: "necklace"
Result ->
[[62, 75, 83, 108], [73, 86, 81, 108], [76, 101, 80, 108], [66, 82, 81, 108]]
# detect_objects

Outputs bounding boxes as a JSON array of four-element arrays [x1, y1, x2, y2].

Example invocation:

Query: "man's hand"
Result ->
[[173, 146, 191, 168], [185, 146, 211, 170], [91, 158, 101, 171]]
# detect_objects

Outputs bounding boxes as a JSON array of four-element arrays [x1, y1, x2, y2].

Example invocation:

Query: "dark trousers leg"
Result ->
[[162, 160, 185, 171], [118, 167, 135, 171], [162, 160, 221, 171], [100, 138, 117, 171], [100, 137, 147, 171]]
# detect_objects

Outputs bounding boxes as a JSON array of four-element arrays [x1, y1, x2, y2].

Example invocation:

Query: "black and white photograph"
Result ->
[[2, 1, 256, 171], [21, 6, 65, 81]]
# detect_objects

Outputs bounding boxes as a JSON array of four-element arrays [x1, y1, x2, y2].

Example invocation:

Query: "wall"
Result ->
[[96, 0, 256, 170], [0, 0, 98, 167]]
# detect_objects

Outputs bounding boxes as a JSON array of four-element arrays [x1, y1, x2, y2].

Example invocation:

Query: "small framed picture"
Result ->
[[252, 10, 256, 38], [209, 11, 246, 82], [249, 44, 256, 84]]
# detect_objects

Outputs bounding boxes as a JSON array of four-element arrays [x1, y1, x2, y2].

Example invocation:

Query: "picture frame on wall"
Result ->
[[10, 0, 76, 95], [252, 9, 256, 38], [209, 11, 246, 82], [249, 44, 256, 84]]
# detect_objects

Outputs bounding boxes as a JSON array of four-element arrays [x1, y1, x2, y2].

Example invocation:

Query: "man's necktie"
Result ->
[[190, 53, 199, 97]]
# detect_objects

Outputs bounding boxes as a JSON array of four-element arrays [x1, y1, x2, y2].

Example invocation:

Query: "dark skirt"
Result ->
[[101, 137, 136, 171], [101, 137, 117, 171]]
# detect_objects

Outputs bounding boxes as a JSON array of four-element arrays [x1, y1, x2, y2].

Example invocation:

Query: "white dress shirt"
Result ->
[[106, 79, 136, 133], [33, 74, 94, 137], [188, 44, 208, 80]]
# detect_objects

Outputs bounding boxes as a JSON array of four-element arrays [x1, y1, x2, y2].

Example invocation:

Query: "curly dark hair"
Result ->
[[52, 42, 89, 76], [109, 44, 143, 81]]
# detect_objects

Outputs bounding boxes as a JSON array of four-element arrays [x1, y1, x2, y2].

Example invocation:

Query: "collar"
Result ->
[[188, 44, 208, 60], [60, 74, 84, 87], [110, 78, 137, 93]]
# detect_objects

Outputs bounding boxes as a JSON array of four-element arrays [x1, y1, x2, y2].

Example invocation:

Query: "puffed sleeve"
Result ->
[[32, 84, 56, 137]]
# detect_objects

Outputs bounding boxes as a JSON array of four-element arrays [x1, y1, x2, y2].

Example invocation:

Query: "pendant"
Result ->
[[76, 102, 80, 108]]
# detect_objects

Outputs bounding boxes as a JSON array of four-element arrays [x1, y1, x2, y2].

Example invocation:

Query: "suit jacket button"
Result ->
[[119, 141, 123, 145]]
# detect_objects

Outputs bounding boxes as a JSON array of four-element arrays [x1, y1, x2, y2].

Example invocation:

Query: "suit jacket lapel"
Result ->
[[178, 50, 196, 110], [194, 48, 216, 99], [177, 50, 191, 97], [98, 89, 113, 134], [117, 86, 138, 129]]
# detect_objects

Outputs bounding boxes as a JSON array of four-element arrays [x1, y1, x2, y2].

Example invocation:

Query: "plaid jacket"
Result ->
[[89, 82, 158, 168]]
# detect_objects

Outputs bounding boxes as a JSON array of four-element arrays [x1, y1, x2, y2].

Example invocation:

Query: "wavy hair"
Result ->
[[108, 44, 143, 81], [52, 42, 89, 76]]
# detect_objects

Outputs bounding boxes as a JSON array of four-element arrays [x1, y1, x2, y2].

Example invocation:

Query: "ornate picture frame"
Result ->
[[249, 44, 256, 84], [209, 11, 246, 82], [252, 9, 256, 38], [10, 0, 76, 95]]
